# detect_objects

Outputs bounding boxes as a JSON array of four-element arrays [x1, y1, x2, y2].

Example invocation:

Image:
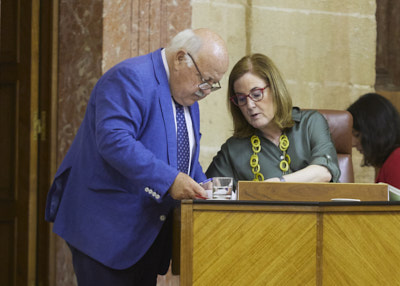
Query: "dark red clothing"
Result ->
[[375, 147, 400, 188]]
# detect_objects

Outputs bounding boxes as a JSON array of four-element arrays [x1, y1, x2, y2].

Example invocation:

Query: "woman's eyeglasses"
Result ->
[[230, 85, 269, 106]]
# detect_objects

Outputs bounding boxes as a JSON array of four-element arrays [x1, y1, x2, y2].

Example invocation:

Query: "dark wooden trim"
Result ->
[[316, 213, 324, 286], [36, 0, 59, 285], [376, 0, 400, 91], [180, 201, 194, 286]]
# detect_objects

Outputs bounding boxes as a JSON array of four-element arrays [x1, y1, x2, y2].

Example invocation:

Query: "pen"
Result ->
[[195, 194, 208, 200], [197, 178, 213, 200]]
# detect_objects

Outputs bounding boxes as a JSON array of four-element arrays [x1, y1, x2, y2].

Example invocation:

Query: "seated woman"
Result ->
[[347, 93, 400, 188], [206, 53, 340, 187]]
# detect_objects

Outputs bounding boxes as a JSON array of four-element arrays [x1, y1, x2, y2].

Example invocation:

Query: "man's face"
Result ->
[[170, 52, 225, 106]]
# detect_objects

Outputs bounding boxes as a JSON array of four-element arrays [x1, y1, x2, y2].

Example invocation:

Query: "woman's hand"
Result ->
[[264, 165, 332, 183]]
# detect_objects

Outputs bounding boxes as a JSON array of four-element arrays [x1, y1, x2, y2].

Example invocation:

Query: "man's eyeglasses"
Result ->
[[230, 86, 269, 106], [187, 53, 221, 92]]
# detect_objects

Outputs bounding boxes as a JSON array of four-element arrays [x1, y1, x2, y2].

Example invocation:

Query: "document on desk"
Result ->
[[387, 184, 400, 201]]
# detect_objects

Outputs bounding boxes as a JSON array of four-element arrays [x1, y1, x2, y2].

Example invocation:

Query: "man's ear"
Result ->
[[173, 50, 187, 70]]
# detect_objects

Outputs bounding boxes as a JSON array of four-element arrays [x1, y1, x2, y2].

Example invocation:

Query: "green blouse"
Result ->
[[206, 108, 340, 188]]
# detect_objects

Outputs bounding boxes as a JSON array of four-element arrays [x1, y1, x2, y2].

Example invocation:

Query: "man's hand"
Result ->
[[168, 172, 208, 200]]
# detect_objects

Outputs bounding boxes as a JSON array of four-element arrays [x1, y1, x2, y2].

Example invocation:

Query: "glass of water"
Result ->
[[212, 177, 233, 200]]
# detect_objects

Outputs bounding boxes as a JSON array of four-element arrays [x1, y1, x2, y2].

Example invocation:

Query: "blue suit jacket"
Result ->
[[45, 49, 206, 269]]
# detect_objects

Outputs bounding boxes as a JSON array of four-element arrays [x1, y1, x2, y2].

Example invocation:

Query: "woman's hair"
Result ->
[[228, 53, 294, 138], [347, 93, 400, 167]]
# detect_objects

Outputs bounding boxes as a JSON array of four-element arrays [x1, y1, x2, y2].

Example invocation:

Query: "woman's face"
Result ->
[[234, 72, 275, 131], [352, 129, 363, 153]]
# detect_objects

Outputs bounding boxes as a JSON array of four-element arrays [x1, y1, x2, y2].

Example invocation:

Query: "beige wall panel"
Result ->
[[252, 0, 375, 14], [250, 8, 376, 103], [288, 83, 374, 110], [352, 150, 375, 183], [192, 1, 247, 169]]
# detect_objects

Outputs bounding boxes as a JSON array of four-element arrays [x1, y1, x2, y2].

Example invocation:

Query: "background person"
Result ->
[[347, 93, 400, 188], [206, 53, 340, 187], [45, 28, 228, 285]]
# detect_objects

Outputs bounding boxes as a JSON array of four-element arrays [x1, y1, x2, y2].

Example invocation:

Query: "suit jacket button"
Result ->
[[156, 194, 160, 199], [160, 215, 166, 221]]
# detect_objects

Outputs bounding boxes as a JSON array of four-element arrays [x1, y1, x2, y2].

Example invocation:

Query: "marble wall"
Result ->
[[57, 0, 103, 165]]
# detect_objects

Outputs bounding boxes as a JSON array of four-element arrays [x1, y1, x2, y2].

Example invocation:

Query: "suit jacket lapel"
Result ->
[[189, 103, 200, 176], [152, 49, 177, 168]]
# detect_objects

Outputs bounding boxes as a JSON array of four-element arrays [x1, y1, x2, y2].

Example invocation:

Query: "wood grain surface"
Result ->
[[179, 201, 400, 285]]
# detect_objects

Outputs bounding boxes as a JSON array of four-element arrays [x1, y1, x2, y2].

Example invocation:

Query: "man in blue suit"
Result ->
[[45, 28, 229, 285]]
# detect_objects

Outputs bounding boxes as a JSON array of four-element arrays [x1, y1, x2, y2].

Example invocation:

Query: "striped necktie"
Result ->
[[175, 102, 190, 174]]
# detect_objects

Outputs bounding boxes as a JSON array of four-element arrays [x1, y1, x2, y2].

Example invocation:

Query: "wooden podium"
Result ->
[[175, 183, 400, 285], [237, 181, 390, 201]]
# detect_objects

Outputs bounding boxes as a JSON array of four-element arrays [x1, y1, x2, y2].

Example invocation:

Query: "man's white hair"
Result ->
[[166, 29, 203, 67]]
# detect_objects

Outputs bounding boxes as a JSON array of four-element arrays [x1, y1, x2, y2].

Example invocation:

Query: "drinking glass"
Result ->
[[212, 177, 233, 200]]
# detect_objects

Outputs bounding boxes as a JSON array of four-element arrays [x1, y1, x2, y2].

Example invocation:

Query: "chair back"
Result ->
[[316, 109, 354, 183]]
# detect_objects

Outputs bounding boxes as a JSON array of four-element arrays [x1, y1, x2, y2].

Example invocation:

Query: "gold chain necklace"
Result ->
[[250, 135, 264, 181], [250, 134, 291, 181], [279, 134, 291, 174]]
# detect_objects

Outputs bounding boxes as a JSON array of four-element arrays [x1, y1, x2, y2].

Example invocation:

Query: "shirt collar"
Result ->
[[292, 106, 301, 122], [161, 48, 170, 81]]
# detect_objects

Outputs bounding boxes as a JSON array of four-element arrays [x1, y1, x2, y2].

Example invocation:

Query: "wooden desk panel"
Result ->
[[322, 212, 400, 285], [192, 211, 316, 285], [237, 181, 389, 202], [179, 201, 400, 286]]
